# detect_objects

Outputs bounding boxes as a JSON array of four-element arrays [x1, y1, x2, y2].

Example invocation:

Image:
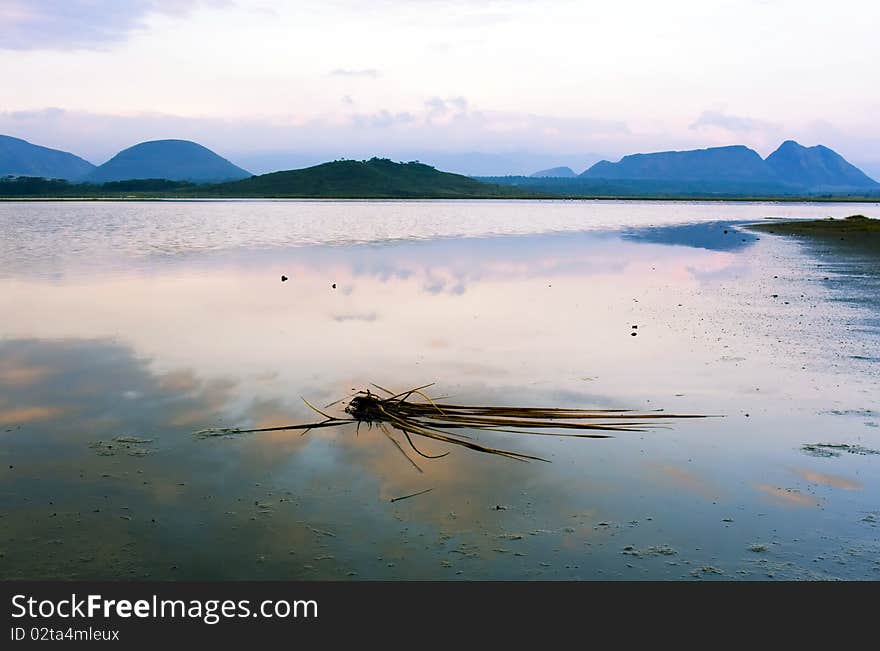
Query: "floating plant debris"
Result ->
[[195, 383, 710, 470]]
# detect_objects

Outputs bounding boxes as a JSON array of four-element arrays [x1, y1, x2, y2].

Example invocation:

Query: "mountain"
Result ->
[[0, 135, 95, 180], [531, 166, 576, 178], [766, 140, 878, 189], [581, 145, 775, 184], [213, 158, 531, 197], [87, 139, 250, 183]]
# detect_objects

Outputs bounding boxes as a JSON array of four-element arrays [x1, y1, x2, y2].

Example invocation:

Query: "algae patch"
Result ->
[[622, 544, 677, 558], [801, 443, 880, 458], [89, 436, 154, 457]]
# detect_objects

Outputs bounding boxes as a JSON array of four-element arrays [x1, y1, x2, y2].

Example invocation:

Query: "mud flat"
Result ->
[[747, 215, 880, 255]]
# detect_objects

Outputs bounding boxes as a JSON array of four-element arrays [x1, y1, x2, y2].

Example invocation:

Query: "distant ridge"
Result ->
[[575, 141, 877, 191], [766, 140, 877, 190], [581, 145, 774, 183], [0, 135, 95, 180], [87, 139, 250, 183], [530, 166, 576, 178]]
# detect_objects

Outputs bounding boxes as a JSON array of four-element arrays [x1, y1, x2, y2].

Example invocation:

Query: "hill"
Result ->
[[0, 135, 96, 180], [765, 140, 878, 190], [212, 158, 532, 197], [530, 166, 576, 178], [87, 139, 250, 183]]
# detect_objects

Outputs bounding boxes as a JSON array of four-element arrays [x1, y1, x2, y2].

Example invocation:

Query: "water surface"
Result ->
[[1, 200, 879, 580]]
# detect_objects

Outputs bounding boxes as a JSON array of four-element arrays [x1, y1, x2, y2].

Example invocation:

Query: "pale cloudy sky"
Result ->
[[1, 0, 878, 175]]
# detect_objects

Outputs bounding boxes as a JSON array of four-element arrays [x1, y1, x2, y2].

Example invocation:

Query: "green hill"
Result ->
[[212, 158, 531, 198]]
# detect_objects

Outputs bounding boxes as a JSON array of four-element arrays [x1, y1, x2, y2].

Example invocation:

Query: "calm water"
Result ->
[[1, 200, 879, 580]]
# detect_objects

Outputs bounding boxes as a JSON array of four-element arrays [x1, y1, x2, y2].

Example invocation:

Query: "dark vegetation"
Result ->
[[0, 159, 542, 199], [0, 176, 198, 197], [475, 175, 880, 200], [4, 169, 878, 201]]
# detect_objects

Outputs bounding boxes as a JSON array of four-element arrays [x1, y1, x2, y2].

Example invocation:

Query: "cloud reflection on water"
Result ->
[[2, 217, 879, 580]]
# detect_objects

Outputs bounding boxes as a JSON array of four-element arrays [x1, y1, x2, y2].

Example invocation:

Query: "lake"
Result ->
[[1, 199, 879, 580]]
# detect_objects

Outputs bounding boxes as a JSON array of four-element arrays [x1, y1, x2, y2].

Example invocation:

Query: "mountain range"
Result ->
[[548, 141, 877, 192], [1, 134, 877, 197]]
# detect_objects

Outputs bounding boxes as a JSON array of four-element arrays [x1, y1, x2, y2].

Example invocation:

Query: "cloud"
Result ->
[[689, 110, 780, 134], [351, 109, 415, 128], [329, 68, 380, 78], [425, 96, 469, 120], [0, 0, 228, 50], [7, 107, 66, 120], [332, 313, 377, 323]]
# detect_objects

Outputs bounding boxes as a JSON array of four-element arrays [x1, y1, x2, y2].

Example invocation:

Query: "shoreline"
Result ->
[[743, 215, 880, 258], [745, 214, 880, 234], [2, 195, 880, 203]]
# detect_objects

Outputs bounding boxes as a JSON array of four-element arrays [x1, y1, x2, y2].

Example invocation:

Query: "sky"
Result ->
[[1, 0, 878, 176]]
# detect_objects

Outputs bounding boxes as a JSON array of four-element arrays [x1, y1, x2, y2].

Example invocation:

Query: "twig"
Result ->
[[390, 488, 434, 503]]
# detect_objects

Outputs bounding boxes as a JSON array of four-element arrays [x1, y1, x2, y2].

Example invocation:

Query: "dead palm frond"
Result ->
[[194, 383, 711, 470]]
